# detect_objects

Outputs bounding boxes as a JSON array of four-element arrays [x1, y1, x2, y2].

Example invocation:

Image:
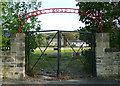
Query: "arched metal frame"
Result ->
[[18, 8, 102, 33]]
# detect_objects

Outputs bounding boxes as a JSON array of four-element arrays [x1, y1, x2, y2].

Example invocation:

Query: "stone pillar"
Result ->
[[96, 33, 110, 76], [1, 33, 25, 80], [1, 30, 25, 82], [96, 33, 120, 77], [96, 33, 110, 57], [9, 33, 25, 80]]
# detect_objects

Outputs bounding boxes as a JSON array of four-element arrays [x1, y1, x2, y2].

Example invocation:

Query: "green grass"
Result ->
[[29, 47, 90, 68], [31, 47, 90, 58], [28, 47, 92, 77]]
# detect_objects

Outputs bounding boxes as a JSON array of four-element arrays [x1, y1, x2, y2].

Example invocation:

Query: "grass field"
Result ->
[[28, 47, 93, 78]]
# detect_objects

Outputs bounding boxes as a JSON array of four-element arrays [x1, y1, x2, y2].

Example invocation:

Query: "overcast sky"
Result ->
[[39, 0, 85, 31]]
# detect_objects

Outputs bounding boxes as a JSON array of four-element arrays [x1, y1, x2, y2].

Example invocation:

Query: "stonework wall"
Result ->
[[96, 33, 120, 77], [1, 51, 10, 79], [2, 33, 25, 80]]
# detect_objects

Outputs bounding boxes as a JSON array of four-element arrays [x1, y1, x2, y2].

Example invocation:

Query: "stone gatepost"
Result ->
[[4, 33, 25, 80], [96, 33, 110, 76], [10, 33, 25, 80], [96, 33, 120, 77]]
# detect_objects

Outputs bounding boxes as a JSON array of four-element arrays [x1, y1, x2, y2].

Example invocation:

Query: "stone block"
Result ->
[[17, 63, 24, 67], [105, 48, 119, 52], [20, 39, 25, 42], [15, 56, 24, 61], [5, 58, 15, 62], [104, 52, 113, 58], [105, 67, 113, 72], [11, 46, 17, 51], [102, 59, 113, 65], [16, 33, 25, 38], [96, 33, 109, 42], [113, 52, 120, 59], [20, 47, 25, 51], [96, 48, 104, 57], [96, 56, 103, 59], [4, 62, 15, 67], [96, 59, 102, 63], [0, 59, 3, 83]]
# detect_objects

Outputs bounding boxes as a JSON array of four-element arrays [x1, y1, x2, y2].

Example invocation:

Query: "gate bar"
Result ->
[[57, 31, 61, 78], [92, 33, 96, 76], [29, 30, 92, 34]]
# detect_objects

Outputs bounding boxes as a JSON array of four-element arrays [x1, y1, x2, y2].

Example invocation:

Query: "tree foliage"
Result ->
[[76, 2, 120, 50], [76, 2, 120, 33], [2, 2, 41, 33], [1, 1, 41, 50], [63, 32, 79, 40]]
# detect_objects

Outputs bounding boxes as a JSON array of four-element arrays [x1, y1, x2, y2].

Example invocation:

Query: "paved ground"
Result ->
[[2, 77, 120, 86]]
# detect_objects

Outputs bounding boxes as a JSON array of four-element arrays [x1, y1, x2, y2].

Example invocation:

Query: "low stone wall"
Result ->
[[96, 33, 120, 77], [1, 51, 10, 79]]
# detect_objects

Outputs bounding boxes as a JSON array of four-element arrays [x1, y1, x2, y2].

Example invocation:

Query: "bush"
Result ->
[[81, 49, 94, 74]]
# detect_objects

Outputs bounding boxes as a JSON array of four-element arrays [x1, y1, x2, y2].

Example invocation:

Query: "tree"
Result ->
[[76, 2, 120, 50], [35, 34, 47, 46], [1, 1, 42, 50], [110, 28, 120, 50], [62, 32, 79, 46], [62, 32, 79, 40], [2, 2, 41, 33], [76, 2, 120, 33]]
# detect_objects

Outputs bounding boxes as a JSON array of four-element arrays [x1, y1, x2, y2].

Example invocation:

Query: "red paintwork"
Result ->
[[18, 8, 102, 33]]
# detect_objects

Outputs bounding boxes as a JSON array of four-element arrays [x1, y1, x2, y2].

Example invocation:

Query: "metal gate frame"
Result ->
[[25, 30, 96, 78]]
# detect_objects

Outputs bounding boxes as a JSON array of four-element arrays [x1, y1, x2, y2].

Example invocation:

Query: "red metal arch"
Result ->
[[18, 8, 102, 33]]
